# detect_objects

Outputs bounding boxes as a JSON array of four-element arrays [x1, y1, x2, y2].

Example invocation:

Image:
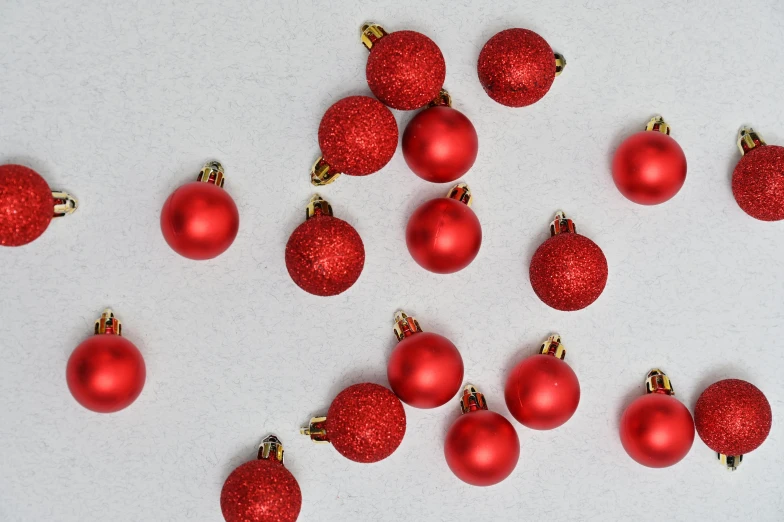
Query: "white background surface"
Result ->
[[1, 1, 783, 521]]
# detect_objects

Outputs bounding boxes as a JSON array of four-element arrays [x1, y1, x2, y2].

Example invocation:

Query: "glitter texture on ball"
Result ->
[[732, 144, 784, 221], [0, 164, 54, 246], [220, 459, 302, 522]]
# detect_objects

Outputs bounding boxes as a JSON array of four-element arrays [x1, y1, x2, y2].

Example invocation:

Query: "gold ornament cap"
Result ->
[[718, 452, 743, 471], [197, 161, 225, 187], [361, 22, 388, 51], [549, 211, 576, 236], [555, 53, 566, 76], [300, 416, 329, 444], [305, 194, 333, 220], [645, 116, 671, 136], [737, 126, 766, 155], [94, 308, 122, 336], [393, 311, 423, 341], [447, 183, 473, 207], [645, 369, 675, 396], [459, 384, 488, 414], [52, 191, 78, 218], [539, 334, 566, 360], [257, 434, 286, 464]]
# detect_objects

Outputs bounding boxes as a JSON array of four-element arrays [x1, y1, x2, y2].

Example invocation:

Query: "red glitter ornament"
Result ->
[[529, 211, 607, 311], [311, 96, 398, 185], [504, 334, 580, 430], [387, 311, 464, 409], [362, 23, 446, 111], [406, 183, 481, 273], [0, 164, 77, 246], [66, 309, 146, 413], [444, 385, 520, 486], [619, 370, 695, 468], [220, 435, 302, 522], [694, 379, 772, 470], [477, 28, 565, 107], [732, 126, 784, 221], [285, 195, 365, 296], [161, 161, 239, 260], [302, 382, 406, 463], [612, 116, 687, 205]]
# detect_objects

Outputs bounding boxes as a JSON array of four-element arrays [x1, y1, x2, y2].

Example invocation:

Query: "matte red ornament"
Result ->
[[285, 195, 365, 296], [387, 311, 464, 409], [66, 309, 145, 413], [221, 435, 302, 522], [311, 96, 398, 185], [406, 183, 481, 273], [161, 161, 239, 260], [732, 126, 784, 221], [505, 334, 580, 430], [0, 164, 77, 246], [445, 385, 520, 486], [694, 378, 772, 470], [302, 382, 406, 463], [362, 23, 446, 111], [529, 211, 607, 311], [612, 116, 687, 205], [619, 369, 695, 468], [477, 28, 565, 107]]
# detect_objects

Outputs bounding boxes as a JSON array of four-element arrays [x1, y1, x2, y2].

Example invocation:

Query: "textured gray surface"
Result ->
[[1, 1, 783, 521]]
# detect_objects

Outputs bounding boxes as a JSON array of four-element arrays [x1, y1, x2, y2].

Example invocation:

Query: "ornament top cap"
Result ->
[[306, 194, 333, 220], [645, 369, 674, 396], [52, 191, 78, 218], [94, 308, 122, 336], [310, 156, 340, 186], [257, 434, 285, 465], [198, 161, 225, 187], [550, 211, 576, 236], [393, 310, 423, 341], [301, 416, 329, 444], [360, 22, 388, 51], [554, 53, 566, 76], [539, 334, 566, 360], [460, 384, 488, 414], [645, 116, 670, 136], [737, 126, 766, 155], [429, 89, 453, 108], [447, 183, 473, 207]]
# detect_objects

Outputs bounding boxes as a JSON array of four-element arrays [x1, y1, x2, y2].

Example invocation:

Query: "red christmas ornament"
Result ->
[[0, 164, 77, 246], [311, 96, 398, 185], [619, 370, 695, 468], [302, 382, 406, 463], [504, 334, 580, 430], [387, 311, 464, 409], [612, 116, 687, 205], [285, 195, 365, 296], [361, 23, 446, 111], [477, 28, 565, 107], [732, 126, 784, 221], [220, 435, 302, 522], [402, 90, 478, 183], [444, 385, 520, 486], [66, 309, 146, 413], [529, 211, 608, 311], [694, 379, 772, 470], [161, 161, 239, 260], [406, 183, 482, 273]]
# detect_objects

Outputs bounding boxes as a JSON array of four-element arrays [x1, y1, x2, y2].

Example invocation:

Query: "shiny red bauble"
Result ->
[[732, 127, 784, 221], [477, 28, 563, 107], [66, 309, 145, 413], [406, 184, 481, 273], [161, 162, 239, 260], [387, 311, 463, 408], [363, 23, 446, 110], [612, 118, 687, 205], [505, 335, 580, 430], [445, 386, 519, 486]]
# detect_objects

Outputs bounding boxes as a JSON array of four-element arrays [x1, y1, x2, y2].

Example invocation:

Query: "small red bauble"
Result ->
[[477, 28, 565, 107], [619, 370, 695, 468], [732, 126, 784, 221], [362, 23, 446, 111], [66, 309, 146, 413], [402, 90, 478, 183], [612, 116, 687, 205], [406, 183, 481, 273], [529, 212, 608, 311], [0, 164, 77, 246], [285, 195, 365, 296], [161, 161, 239, 260], [445, 385, 520, 486], [387, 311, 464, 409], [694, 379, 772, 470], [221, 435, 302, 522], [505, 334, 580, 430], [302, 382, 406, 463], [311, 96, 398, 185]]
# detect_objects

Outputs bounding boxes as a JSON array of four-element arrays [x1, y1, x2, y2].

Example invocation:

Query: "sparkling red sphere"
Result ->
[[160, 182, 239, 260], [387, 332, 464, 408], [406, 198, 482, 273], [0, 164, 53, 247], [444, 410, 520, 486], [220, 459, 302, 522], [326, 383, 406, 463], [505, 354, 580, 430], [318, 96, 398, 176], [619, 394, 695, 468], [66, 335, 146, 413], [732, 144, 784, 221], [612, 131, 687, 205], [694, 379, 772, 455], [366, 31, 446, 110], [477, 28, 556, 107]]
